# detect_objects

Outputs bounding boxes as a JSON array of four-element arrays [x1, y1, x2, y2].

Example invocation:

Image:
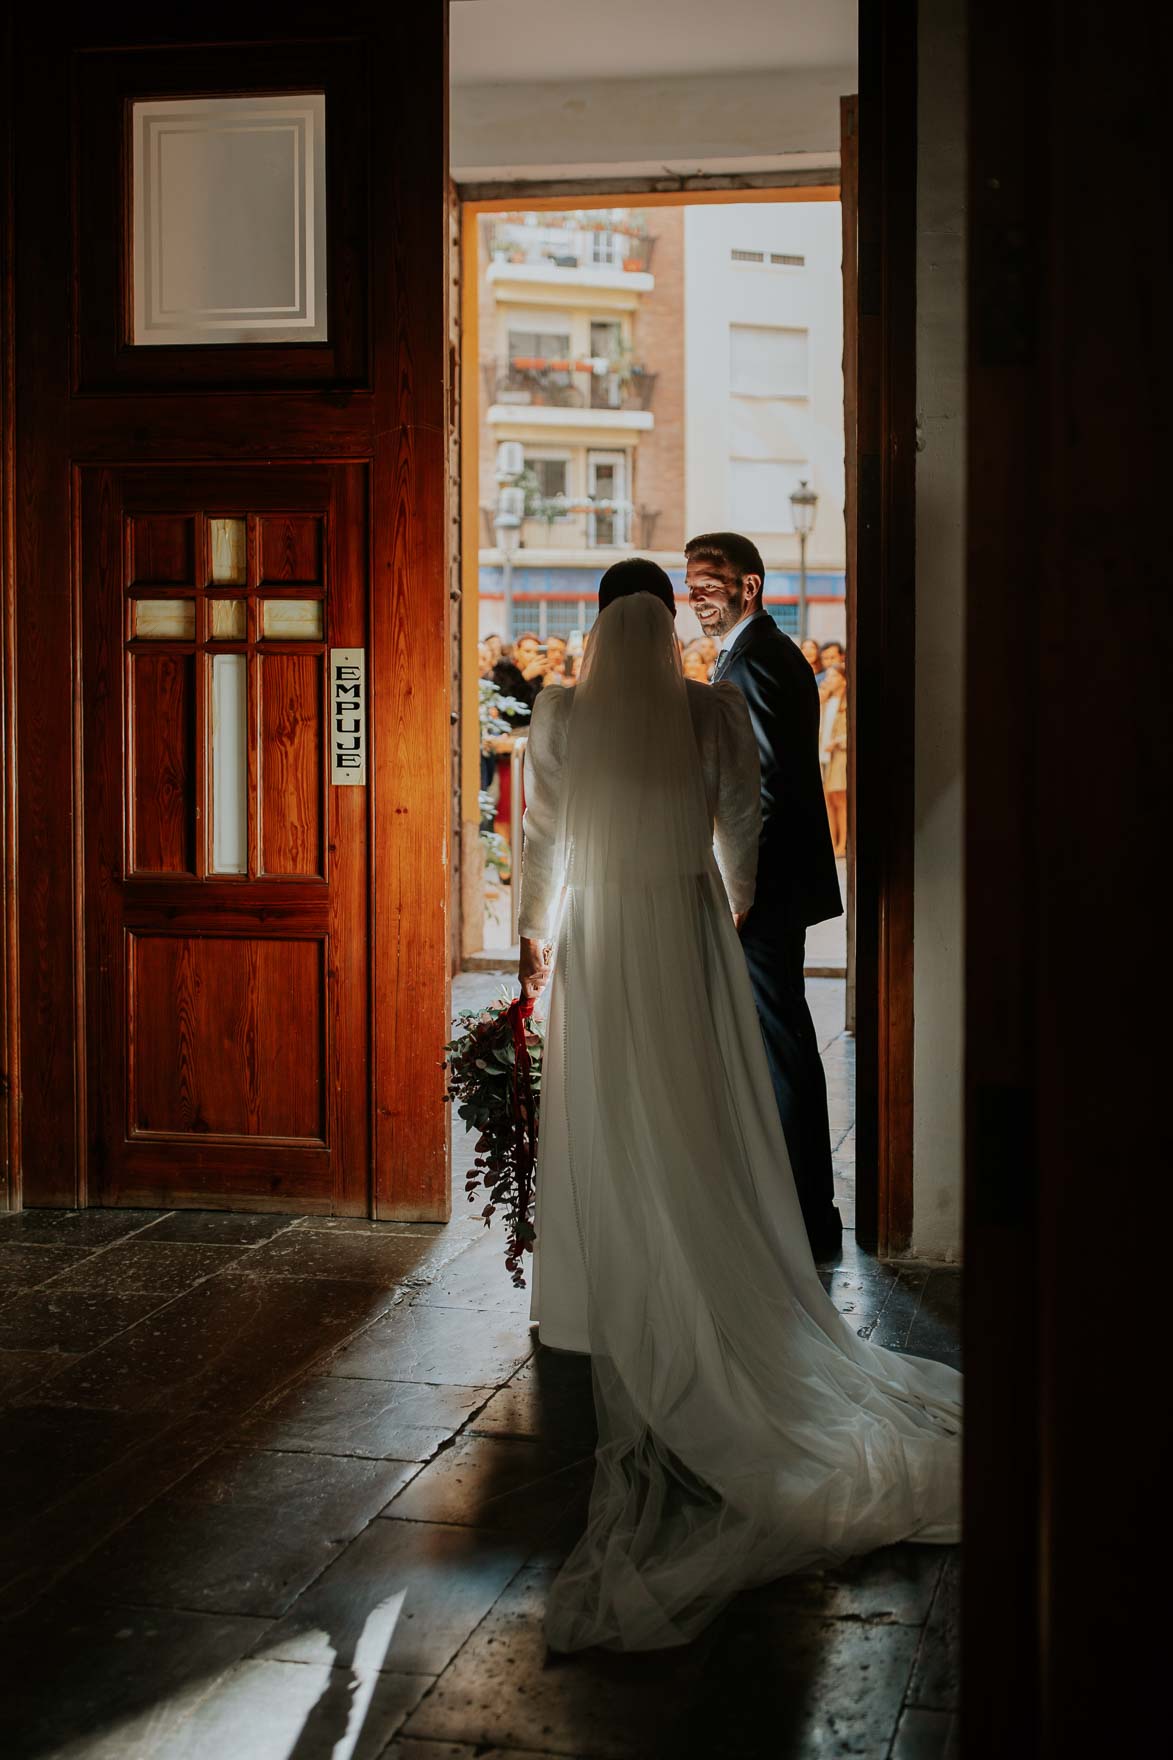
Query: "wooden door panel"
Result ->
[[259, 653, 325, 878], [131, 516, 197, 585], [129, 933, 325, 1139], [82, 462, 367, 1211], [130, 653, 196, 873], [258, 516, 325, 586]]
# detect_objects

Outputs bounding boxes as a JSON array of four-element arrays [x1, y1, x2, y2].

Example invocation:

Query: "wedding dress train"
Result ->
[[518, 594, 961, 1654]]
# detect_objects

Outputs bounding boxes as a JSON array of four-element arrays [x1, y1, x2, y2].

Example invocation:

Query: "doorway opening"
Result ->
[[453, 184, 861, 1235]]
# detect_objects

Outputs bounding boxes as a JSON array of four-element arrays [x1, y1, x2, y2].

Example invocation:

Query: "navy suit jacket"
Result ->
[[720, 615, 843, 933]]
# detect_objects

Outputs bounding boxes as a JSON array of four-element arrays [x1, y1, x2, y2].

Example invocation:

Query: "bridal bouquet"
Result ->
[[444, 994, 543, 1287]]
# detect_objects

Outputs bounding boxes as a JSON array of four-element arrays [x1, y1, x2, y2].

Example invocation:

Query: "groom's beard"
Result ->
[[693, 592, 751, 640]]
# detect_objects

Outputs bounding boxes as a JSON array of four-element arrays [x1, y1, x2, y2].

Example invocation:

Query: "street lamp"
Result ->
[[789, 478, 818, 641]]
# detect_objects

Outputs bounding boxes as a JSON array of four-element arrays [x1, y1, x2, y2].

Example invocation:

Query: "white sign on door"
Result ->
[[330, 648, 366, 785]]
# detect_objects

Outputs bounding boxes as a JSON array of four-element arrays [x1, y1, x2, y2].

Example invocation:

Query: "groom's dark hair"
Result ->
[[685, 531, 766, 587], [597, 557, 677, 620]]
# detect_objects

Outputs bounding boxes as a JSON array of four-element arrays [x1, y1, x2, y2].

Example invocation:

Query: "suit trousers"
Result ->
[[739, 914, 837, 1236]]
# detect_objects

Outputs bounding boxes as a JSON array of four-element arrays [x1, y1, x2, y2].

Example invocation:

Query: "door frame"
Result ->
[[457, 167, 914, 1256], [852, 2, 918, 1254]]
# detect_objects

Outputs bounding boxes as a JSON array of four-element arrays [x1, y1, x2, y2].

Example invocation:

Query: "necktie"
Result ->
[[712, 646, 731, 683]]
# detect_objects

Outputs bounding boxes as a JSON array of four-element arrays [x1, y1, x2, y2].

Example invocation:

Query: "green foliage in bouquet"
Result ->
[[444, 994, 543, 1288]]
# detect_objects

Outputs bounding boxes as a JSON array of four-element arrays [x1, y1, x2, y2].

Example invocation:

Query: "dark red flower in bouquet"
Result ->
[[444, 994, 543, 1287]]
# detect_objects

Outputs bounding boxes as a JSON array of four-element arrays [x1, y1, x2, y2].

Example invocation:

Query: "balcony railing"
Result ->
[[482, 357, 658, 413], [486, 217, 656, 274], [480, 502, 661, 552]]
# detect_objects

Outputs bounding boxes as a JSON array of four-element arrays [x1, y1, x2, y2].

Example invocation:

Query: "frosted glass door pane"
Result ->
[[210, 518, 247, 585], [132, 95, 327, 346], [262, 600, 324, 639], [211, 655, 247, 874], [209, 598, 247, 640], [135, 599, 195, 638]]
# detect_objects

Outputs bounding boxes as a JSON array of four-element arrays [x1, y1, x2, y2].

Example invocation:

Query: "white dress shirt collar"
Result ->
[[717, 607, 770, 656]]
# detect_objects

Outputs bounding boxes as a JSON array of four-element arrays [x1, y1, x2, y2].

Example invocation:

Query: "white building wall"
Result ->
[[683, 201, 846, 580], [912, 0, 966, 1260]]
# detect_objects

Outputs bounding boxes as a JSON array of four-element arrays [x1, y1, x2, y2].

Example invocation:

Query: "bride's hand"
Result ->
[[519, 937, 552, 1001]]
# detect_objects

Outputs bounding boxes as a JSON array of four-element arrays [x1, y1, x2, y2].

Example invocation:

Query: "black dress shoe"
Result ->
[[807, 1206, 844, 1261]]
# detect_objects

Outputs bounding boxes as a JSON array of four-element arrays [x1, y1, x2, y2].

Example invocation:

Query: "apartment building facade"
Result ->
[[477, 200, 845, 646]]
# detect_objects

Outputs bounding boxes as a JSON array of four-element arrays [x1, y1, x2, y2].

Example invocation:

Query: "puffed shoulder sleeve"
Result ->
[[518, 690, 569, 942], [711, 682, 761, 915]]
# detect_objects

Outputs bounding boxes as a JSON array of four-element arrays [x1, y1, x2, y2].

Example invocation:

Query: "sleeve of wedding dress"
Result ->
[[710, 682, 761, 914], [518, 690, 568, 941]]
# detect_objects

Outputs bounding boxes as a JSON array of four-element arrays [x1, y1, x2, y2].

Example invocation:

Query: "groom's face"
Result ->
[[686, 555, 761, 640]]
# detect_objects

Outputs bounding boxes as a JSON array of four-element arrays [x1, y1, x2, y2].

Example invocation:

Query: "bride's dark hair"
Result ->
[[597, 557, 676, 620]]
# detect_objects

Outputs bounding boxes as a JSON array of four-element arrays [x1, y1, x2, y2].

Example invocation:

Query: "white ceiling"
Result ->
[[450, 0, 857, 87]]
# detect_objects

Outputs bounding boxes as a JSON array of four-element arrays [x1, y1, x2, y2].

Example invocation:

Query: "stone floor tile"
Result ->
[[34, 1275, 395, 1413], [261, 1517, 526, 1676], [907, 1548, 960, 1710], [906, 1273, 963, 1369], [0, 1347, 81, 1404], [0, 1413, 232, 1615], [743, 1542, 946, 1625], [385, 1744, 564, 1760], [409, 1562, 919, 1759], [891, 1706, 962, 1759], [0, 1242, 99, 1292], [47, 1239, 249, 1296], [385, 1434, 591, 1543], [472, 1349, 597, 1453], [0, 1285, 176, 1354], [822, 1258, 900, 1334], [410, 1228, 532, 1313], [240, 1229, 462, 1286], [402, 1566, 683, 1758], [0, 1208, 160, 1247], [867, 1268, 931, 1351], [705, 1595, 922, 1759], [328, 1299, 534, 1388], [239, 1374, 489, 1461], [63, 1447, 419, 1617], [296, 1216, 448, 1238], [0, 1403, 170, 1536], [3, 1600, 270, 1760], [164, 1657, 432, 1760], [134, 1210, 302, 1246]]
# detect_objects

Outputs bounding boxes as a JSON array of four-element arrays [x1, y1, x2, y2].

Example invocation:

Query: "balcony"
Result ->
[[482, 357, 657, 413], [486, 216, 656, 275], [479, 501, 662, 554]]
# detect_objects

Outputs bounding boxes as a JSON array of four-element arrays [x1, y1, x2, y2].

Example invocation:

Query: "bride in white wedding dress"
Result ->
[[517, 570, 961, 1655]]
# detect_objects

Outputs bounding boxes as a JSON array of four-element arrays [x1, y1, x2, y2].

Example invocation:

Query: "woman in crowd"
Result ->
[[681, 639, 712, 684], [800, 637, 821, 673], [820, 661, 849, 858], [485, 631, 529, 711]]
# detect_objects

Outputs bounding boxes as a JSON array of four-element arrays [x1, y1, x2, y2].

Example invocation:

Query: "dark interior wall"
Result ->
[[963, 1, 1166, 1752]]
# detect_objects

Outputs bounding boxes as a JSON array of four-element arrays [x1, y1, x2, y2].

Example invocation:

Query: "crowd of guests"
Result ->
[[478, 625, 849, 861]]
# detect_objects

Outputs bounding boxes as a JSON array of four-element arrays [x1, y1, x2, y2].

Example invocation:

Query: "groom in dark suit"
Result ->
[[686, 532, 844, 1259]]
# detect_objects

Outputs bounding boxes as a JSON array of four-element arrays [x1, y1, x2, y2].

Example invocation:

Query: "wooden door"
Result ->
[[82, 467, 367, 1211], [6, 8, 450, 1217]]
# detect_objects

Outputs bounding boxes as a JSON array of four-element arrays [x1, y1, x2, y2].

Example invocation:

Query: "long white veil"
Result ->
[[544, 593, 960, 1653]]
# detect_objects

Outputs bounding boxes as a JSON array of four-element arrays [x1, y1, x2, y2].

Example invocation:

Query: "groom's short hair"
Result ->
[[598, 557, 677, 619], [685, 531, 766, 586]]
